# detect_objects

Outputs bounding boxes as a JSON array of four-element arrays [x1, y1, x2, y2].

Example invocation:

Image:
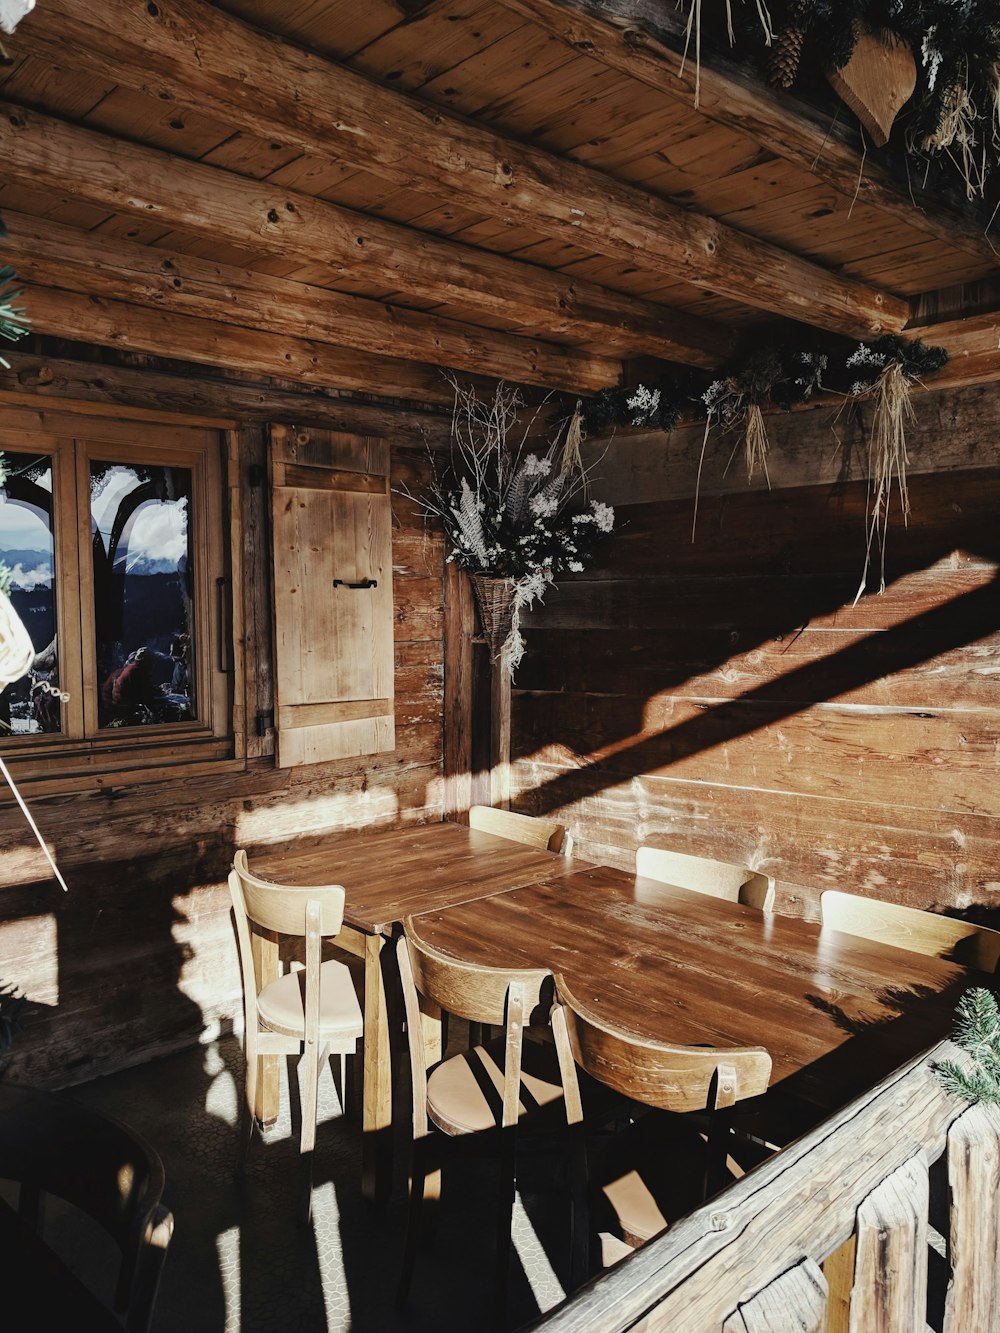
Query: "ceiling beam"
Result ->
[[17, 286, 496, 405], [912, 313, 1000, 389], [15, 0, 910, 338], [1, 212, 620, 394], [0, 350, 454, 442], [494, 0, 997, 265], [0, 104, 731, 373]]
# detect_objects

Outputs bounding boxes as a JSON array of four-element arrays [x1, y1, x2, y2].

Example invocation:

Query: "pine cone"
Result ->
[[767, 24, 806, 88], [766, 0, 814, 90]]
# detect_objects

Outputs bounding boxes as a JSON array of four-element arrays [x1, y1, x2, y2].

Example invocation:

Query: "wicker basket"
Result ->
[[469, 574, 516, 663]]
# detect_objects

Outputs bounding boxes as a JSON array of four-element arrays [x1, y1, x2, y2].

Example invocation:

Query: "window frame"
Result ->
[[1, 405, 236, 785]]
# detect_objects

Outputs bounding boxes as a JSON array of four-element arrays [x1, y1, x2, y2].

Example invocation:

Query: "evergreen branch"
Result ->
[[934, 987, 1000, 1106]]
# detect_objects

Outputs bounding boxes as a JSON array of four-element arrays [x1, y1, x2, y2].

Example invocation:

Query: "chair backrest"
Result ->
[[229, 850, 350, 1057], [550, 977, 772, 1119], [635, 845, 775, 913], [469, 805, 568, 854], [0, 1084, 173, 1332], [398, 916, 554, 1133], [230, 849, 346, 938], [820, 889, 1000, 973]]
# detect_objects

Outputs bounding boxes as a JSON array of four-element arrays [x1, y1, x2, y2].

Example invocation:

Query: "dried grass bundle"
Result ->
[[743, 402, 771, 484], [680, 0, 772, 106], [854, 360, 914, 602], [914, 79, 987, 199]]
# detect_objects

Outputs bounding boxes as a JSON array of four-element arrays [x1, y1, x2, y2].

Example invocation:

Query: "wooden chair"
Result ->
[[228, 849, 364, 1220], [551, 976, 771, 1277], [469, 804, 570, 854], [466, 806, 571, 1047], [0, 1083, 173, 1333], [397, 916, 601, 1318], [820, 889, 1000, 972], [635, 845, 775, 912]]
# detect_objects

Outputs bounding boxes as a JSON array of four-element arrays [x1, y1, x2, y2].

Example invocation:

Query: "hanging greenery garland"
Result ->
[[580, 334, 946, 436], [577, 331, 948, 595], [747, 1, 1000, 200]]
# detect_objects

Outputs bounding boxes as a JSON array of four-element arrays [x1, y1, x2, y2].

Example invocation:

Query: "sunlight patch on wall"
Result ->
[[1, 910, 57, 1004], [234, 784, 402, 846]]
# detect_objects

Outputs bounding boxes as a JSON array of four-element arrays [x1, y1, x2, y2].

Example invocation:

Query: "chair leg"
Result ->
[[238, 1052, 260, 1170], [298, 1041, 324, 1225], [329, 1050, 349, 1119], [704, 1109, 734, 1201], [397, 1141, 428, 1306], [567, 1124, 590, 1292], [493, 1129, 516, 1328]]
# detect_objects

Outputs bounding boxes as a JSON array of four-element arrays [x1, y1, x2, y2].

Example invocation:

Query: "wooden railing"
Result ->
[[540, 1041, 1000, 1332]]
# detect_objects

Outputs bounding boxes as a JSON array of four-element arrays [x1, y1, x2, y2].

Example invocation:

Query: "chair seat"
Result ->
[[428, 1034, 619, 1136], [257, 959, 364, 1041], [427, 1036, 567, 1135]]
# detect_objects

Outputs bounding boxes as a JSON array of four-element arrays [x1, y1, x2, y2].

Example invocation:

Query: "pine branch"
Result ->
[[935, 986, 1000, 1105]]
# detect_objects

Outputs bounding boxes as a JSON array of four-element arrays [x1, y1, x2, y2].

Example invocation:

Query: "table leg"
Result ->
[[250, 929, 280, 1125], [362, 932, 393, 1203]]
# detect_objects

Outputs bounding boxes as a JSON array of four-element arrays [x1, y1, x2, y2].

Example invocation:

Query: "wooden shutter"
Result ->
[[270, 425, 395, 768]]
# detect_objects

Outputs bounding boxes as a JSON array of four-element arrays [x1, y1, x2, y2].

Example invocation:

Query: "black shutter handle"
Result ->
[[332, 578, 378, 589]]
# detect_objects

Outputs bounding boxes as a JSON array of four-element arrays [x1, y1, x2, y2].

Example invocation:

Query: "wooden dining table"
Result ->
[[411, 863, 976, 1116], [252, 822, 976, 1204], [251, 820, 586, 1200]]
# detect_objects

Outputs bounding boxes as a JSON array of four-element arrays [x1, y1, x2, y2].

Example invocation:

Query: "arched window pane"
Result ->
[[90, 461, 196, 730], [0, 451, 59, 736]]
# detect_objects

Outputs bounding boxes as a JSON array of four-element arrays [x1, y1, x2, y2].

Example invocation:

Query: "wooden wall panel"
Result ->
[[0, 417, 445, 1086], [509, 452, 1000, 925]]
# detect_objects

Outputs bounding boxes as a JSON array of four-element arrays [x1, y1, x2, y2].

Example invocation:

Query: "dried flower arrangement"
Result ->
[[404, 380, 615, 675]]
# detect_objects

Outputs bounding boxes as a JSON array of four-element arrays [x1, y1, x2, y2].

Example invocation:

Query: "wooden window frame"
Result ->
[[1, 405, 239, 789]]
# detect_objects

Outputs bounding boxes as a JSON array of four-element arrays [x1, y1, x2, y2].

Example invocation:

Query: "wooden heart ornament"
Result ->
[[827, 26, 917, 148]]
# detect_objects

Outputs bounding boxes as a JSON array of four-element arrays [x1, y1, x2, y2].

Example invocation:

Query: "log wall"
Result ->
[[511, 385, 1000, 922], [0, 346, 446, 1085]]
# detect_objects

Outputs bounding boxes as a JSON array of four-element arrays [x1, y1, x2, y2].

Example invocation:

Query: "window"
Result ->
[[0, 408, 232, 781]]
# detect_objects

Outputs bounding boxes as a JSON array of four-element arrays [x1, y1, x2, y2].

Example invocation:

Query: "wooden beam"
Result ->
[[911, 312, 1000, 389], [0, 350, 453, 443], [15, 0, 910, 337], [0, 212, 619, 394], [17, 285, 475, 405], [0, 105, 730, 372], [494, 0, 996, 265]]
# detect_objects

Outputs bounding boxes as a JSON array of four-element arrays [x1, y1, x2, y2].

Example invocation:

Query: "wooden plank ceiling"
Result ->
[[1, 0, 997, 402]]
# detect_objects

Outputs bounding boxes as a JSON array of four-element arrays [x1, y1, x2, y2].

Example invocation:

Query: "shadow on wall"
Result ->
[[509, 469, 1000, 917]]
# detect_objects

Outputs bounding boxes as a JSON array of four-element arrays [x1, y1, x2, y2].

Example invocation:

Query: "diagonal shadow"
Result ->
[[519, 572, 1000, 820]]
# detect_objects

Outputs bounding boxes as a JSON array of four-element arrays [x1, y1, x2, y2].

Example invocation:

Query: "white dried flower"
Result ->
[[567, 560, 584, 572], [922, 28, 942, 92], [590, 499, 615, 533], [626, 384, 660, 423], [522, 454, 552, 477], [703, 379, 729, 412], [847, 343, 887, 370], [529, 493, 559, 518]]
